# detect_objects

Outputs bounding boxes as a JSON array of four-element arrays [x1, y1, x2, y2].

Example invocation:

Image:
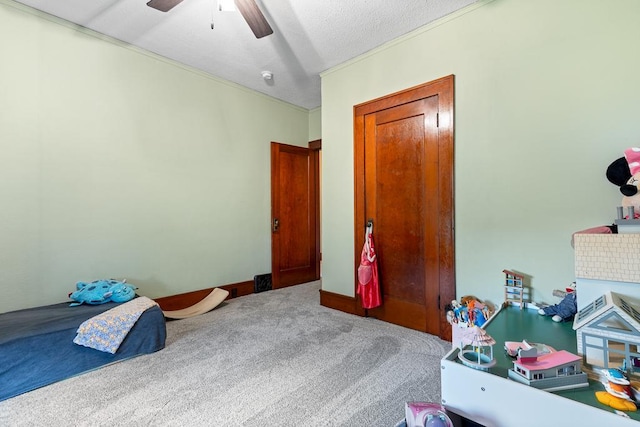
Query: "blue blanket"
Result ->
[[0, 298, 166, 401]]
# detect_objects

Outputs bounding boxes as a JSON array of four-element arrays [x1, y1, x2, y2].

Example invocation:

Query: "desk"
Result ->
[[441, 306, 640, 426]]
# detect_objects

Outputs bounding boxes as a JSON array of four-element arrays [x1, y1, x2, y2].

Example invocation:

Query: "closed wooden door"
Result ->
[[271, 142, 320, 288], [354, 76, 455, 339]]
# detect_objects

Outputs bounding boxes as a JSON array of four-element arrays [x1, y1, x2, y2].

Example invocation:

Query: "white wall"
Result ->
[[0, 2, 310, 312], [321, 0, 640, 307]]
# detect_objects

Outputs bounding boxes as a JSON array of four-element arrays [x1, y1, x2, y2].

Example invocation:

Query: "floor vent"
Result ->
[[254, 273, 272, 293]]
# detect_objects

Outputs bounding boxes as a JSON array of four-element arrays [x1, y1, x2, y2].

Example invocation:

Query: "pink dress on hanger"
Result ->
[[357, 224, 381, 309]]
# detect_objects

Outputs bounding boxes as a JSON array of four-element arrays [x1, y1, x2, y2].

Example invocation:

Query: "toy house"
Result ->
[[572, 291, 640, 374], [507, 349, 589, 391], [503, 269, 525, 309], [573, 234, 640, 309]]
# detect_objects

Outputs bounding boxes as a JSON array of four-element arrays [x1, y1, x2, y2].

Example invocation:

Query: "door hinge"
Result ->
[[436, 112, 439, 128]]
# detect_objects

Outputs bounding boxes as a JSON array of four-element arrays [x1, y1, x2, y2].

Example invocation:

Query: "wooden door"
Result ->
[[271, 142, 320, 288], [354, 76, 455, 340]]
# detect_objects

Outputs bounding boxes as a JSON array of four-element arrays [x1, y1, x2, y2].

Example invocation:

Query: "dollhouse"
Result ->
[[503, 269, 525, 309], [573, 234, 640, 308], [507, 349, 589, 391], [573, 291, 640, 374], [572, 234, 640, 375]]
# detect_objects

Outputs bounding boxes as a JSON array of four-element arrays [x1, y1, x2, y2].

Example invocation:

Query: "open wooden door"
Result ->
[[354, 76, 455, 340], [271, 141, 320, 289]]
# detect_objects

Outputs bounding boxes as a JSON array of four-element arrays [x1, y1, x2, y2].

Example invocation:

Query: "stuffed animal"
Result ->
[[569, 153, 639, 244], [69, 279, 136, 306], [109, 282, 137, 302], [607, 148, 640, 216], [538, 290, 577, 322]]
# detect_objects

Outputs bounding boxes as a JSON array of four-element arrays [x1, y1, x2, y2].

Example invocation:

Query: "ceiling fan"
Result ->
[[146, 0, 273, 39]]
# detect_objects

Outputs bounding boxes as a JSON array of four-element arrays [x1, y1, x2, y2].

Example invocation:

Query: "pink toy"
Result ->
[[504, 340, 555, 358], [404, 402, 453, 427]]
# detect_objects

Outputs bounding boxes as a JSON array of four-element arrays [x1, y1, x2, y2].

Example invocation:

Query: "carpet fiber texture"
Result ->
[[0, 281, 450, 426]]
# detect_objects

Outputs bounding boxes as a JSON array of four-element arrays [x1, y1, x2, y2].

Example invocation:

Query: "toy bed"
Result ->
[[0, 298, 166, 402]]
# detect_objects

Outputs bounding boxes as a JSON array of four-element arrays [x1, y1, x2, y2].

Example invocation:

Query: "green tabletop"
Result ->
[[480, 305, 640, 422]]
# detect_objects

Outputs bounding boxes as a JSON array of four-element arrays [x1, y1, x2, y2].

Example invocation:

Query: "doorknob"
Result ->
[[272, 218, 279, 232]]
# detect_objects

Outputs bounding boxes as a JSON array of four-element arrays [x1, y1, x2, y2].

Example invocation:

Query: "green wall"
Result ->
[[320, 0, 640, 307], [308, 107, 321, 141], [0, 1, 311, 312]]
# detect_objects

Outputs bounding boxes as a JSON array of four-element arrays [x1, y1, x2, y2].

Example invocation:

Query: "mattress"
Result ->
[[0, 298, 166, 401]]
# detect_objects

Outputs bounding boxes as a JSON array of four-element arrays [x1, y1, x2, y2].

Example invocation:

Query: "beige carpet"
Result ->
[[0, 281, 450, 426]]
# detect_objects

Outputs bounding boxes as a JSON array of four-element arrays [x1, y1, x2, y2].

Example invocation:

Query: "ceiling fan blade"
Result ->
[[234, 0, 273, 39], [146, 0, 184, 12]]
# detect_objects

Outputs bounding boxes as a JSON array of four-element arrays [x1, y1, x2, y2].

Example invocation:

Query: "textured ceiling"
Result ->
[[12, 0, 477, 110]]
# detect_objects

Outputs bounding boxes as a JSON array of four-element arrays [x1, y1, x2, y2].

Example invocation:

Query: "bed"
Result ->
[[0, 298, 166, 402]]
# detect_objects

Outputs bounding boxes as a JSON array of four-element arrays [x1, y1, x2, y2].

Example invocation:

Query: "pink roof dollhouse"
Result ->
[[508, 349, 589, 391]]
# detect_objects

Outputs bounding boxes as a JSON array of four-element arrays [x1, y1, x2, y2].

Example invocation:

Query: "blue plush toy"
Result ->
[[69, 279, 136, 306], [538, 291, 577, 322]]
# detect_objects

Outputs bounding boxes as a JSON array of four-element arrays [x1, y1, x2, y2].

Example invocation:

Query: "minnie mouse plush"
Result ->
[[569, 151, 640, 244], [607, 147, 640, 217]]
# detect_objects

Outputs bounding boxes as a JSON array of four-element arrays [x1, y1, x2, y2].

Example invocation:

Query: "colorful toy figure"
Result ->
[[595, 364, 638, 412], [446, 297, 492, 327]]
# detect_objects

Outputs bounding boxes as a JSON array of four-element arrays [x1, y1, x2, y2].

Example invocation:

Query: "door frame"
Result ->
[[270, 140, 321, 289], [353, 75, 455, 340]]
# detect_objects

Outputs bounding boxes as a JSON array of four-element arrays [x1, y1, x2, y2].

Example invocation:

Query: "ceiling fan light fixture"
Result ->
[[218, 0, 236, 12], [147, 0, 184, 12]]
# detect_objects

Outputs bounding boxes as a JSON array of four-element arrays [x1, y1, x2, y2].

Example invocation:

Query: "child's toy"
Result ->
[[538, 286, 577, 322], [607, 155, 637, 198], [456, 325, 496, 371], [404, 402, 453, 427], [600, 367, 633, 399], [447, 296, 495, 349], [109, 281, 137, 302], [504, 340, 556, 358], [572, 150, 640, 239], [507, 349, 589, 391], [594, 364, 638, 411], [595, 391, 637, 412], [445, 296, 493, 327], [503, 269, 525, 309], [608, 148, 640, 219], [69, 279, 136, 306], [445, 300, 463, 325], [573, 292, 640, 377]]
